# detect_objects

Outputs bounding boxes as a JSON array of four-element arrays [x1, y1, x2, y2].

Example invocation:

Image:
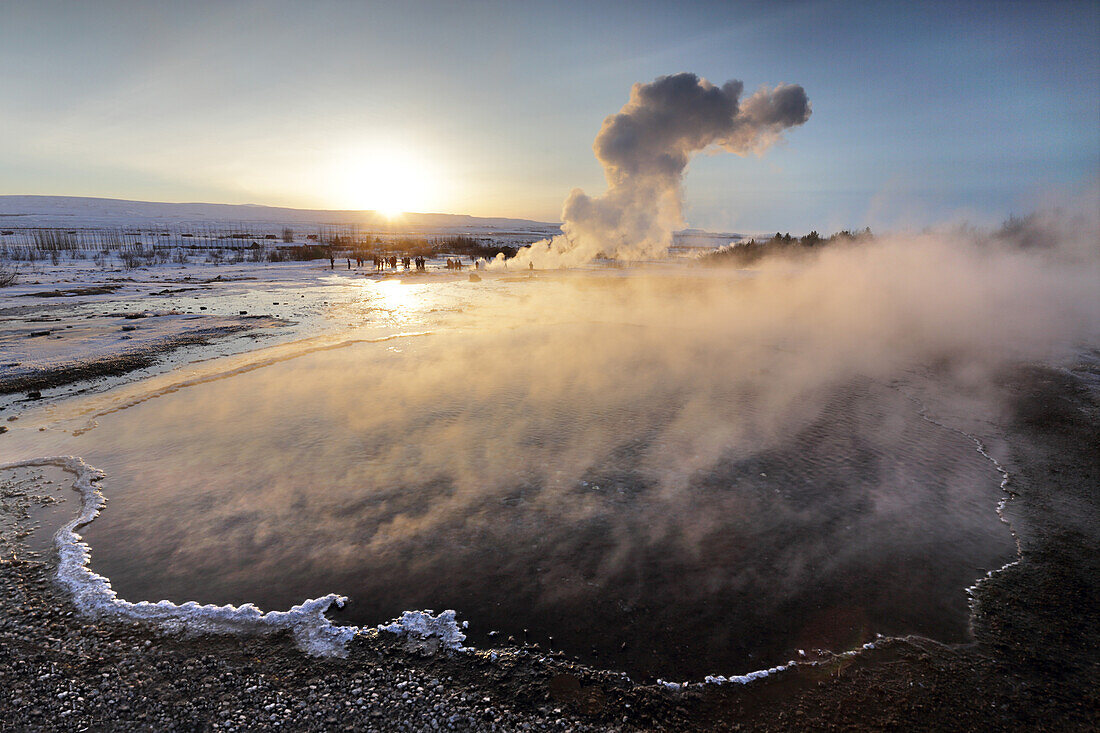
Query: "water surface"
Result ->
[[3, 270, 1017, 679]]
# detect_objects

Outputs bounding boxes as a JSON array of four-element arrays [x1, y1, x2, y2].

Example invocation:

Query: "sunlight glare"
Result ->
[[331, 145, 440, 217], [372, 278, 414, 311]]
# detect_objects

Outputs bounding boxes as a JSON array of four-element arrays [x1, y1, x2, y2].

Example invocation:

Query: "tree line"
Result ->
[[701, 227, 873, 266]]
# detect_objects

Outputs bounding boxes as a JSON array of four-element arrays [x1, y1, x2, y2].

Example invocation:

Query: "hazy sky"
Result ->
[[1, 0, 1097, 232]]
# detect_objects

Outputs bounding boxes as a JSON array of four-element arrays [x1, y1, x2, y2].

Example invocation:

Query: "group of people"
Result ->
[[329, 254, 470, 272], [369, 255, 402, 270], [343, 255, 418, 270]]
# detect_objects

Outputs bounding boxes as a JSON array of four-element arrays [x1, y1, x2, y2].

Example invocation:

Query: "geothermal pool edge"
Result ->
[[0, 362, 1096, 730]]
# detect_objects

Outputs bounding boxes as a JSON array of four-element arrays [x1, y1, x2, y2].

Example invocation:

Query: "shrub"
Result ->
[[433, 236, 517, 260], [280, 244, 330, 261]]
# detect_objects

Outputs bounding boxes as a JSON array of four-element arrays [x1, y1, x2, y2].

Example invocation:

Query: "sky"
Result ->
[[0, 0, 1097, 233]]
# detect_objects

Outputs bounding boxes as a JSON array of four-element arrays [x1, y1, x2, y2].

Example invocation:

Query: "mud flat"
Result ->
[[0, 361, 1096, 731]]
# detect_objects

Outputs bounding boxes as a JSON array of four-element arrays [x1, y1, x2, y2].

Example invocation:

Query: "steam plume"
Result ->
[[498, 73, 810, 268]]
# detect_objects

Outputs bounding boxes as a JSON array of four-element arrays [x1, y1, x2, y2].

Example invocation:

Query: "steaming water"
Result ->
[[2, 269, 1019, 680]]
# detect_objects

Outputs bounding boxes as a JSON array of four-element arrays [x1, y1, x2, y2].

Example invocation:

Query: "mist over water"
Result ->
[[4, 205, 1098, 678], [71, 350, 1010, 679]]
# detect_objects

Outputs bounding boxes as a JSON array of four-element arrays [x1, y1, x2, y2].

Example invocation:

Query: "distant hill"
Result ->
[[0, 196, 559, 236], [0, 196, 749, 251]]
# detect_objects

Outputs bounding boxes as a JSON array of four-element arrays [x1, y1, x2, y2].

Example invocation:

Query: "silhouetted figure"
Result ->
[[346, 258, 351, 270], [329, 255, 335, 269]]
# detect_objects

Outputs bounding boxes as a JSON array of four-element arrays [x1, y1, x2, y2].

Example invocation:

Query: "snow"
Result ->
[[702, 663, 794, 686], [377, 610, 468, 651], [694, 640, 886, 688], [0, 256, 453, 412]]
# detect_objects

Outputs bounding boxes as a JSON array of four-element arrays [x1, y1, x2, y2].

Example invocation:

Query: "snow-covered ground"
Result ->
[[0, 253, 494, 415]]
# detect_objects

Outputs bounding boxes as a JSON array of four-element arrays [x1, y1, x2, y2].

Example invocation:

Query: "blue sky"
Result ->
[[0, 0, 1096, 232]]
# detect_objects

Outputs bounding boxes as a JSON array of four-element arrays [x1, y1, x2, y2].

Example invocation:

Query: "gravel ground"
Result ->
[[0, 363, 1097, 731]]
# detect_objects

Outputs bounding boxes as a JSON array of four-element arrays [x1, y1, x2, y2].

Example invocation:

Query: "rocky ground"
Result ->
[[0, 359, 1097, 730]]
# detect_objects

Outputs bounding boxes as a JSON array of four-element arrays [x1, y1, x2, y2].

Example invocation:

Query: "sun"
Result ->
[[331, 145, 439, 217]]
